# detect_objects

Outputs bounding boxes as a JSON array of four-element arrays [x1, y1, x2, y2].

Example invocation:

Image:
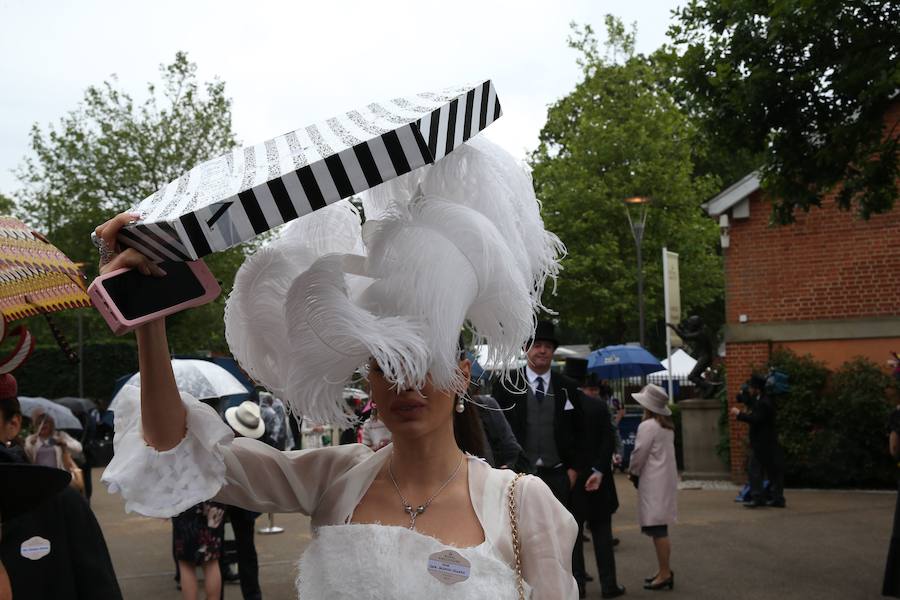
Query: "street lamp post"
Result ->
[[623, 196, 651, 348]]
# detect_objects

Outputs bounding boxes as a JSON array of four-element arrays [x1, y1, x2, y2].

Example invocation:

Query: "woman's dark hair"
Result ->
[[452, 333, 488, 457], [453, 399, 487, 458], [0, 396, 21, 422]]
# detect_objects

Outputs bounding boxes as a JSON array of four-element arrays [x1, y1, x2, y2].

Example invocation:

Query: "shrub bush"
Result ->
[[758, 349, 895, 488], [766, 349, 830, 486], [813, 357, 894, 487]]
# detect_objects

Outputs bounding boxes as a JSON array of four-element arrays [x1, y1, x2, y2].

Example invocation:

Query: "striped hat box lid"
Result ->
[[118, 79, 502, 262]]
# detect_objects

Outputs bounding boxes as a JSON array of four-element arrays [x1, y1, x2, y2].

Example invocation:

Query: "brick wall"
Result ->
[[725, 192, 900, 324], [721, 101, 900, 481]]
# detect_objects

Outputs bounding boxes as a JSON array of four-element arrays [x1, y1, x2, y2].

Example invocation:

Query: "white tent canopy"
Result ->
[[473, 344, 526, 371], [649, 348, 697, 382]]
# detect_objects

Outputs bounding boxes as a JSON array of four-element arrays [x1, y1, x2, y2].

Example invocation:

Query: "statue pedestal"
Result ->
[[679, 398, 730, 480]]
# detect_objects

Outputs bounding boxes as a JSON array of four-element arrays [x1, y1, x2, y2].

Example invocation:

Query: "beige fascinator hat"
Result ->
[[631, 384, 672, 417], [224, 136, 565, 426]]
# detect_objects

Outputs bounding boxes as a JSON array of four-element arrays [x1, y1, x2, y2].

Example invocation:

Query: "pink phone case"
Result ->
[[87, 260, 221, 336]]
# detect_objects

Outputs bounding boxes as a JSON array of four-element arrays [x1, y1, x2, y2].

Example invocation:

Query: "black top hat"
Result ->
[[563, 357, 587, 382], [749, 373, 767, 390], [531, 320, 559, 348], [0, 446, 71, 522]]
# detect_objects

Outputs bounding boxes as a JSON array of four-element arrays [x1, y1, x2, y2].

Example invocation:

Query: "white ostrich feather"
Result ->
[[282, 254, 430, 426], [360, 195, 534, 392], [226, 139, 565, 423], [224, 201, 363, 396], [361, 136, 565, 311]]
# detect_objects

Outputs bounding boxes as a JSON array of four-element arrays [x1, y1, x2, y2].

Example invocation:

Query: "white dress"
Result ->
[[297, 524, 530, 599], [102, 387, 577, 599]]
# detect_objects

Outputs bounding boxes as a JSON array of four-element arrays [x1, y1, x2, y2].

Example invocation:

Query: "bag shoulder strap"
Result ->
[[507, 472, 527, 600]]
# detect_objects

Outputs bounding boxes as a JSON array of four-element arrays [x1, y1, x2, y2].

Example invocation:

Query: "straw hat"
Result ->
[[225, 401, 265, 439], [631, 384, 672, 416]]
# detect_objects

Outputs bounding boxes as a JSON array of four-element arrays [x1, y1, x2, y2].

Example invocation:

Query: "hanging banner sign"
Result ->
[[662, 249, 681, 346]]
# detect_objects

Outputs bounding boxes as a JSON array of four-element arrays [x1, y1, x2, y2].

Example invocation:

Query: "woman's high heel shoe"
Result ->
[[644, 572, 674, 591]]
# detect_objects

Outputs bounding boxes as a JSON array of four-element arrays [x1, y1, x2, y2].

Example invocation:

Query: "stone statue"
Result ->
[[667, 315, 722, 399]]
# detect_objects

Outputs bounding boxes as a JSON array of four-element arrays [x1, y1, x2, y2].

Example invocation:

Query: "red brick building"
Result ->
[[704, 104, 900, 480]]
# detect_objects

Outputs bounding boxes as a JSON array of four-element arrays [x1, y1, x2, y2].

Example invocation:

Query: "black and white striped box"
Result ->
[[118, 80, 502, 261]]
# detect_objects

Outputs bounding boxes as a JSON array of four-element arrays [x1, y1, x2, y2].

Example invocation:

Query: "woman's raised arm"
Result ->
[[95, 212, 185, 450]]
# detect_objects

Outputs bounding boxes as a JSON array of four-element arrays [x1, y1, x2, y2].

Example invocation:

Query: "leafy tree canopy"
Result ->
[[12, 52, 242, 353], [532, 17, 723, 350], [669, 0, 900, 223]]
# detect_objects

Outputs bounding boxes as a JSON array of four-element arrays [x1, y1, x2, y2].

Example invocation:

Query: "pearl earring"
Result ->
[[455, 396, 465, 413]]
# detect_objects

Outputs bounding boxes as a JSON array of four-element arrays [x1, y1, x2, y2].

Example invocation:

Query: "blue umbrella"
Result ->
[[586, 345, 665, 379]]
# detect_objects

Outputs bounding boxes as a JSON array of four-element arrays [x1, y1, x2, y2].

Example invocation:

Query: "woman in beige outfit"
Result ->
[[628, 384, 678, 591], [24, 410, 83, 470]]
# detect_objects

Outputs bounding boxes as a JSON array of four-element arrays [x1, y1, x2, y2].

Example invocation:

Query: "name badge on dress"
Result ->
[[20, 536, 51, 560], [427, 549, 471, 584]]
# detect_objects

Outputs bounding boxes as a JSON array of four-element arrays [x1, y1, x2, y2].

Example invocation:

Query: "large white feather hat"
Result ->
[[225, 139, 564, 426]]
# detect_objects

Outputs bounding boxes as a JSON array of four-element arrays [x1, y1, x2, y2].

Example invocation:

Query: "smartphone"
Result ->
[[88, 260, 221, 335]]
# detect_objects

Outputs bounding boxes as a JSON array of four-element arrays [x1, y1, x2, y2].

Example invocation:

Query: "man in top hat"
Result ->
[[731, 373, 786, 508], [492, 320, 587, 503], [564, 357, 626, 599]]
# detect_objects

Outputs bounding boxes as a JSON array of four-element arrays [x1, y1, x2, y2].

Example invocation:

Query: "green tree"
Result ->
[[0, 193, 15, 214], [531, 17, 723, 349], [669, 1, 900, 223], [12, 52, 242, 353]]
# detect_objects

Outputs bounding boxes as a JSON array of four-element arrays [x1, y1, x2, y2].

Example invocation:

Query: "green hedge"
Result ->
[[756, 349, 896, 488], [14, 342, 139, 407]]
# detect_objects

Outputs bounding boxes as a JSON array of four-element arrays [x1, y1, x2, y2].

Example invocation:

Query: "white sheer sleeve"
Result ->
[[213, 438, 372, 513], [101, 385, 373, 519], [101, 385, 234, 518], [517, 475, 579, 599]]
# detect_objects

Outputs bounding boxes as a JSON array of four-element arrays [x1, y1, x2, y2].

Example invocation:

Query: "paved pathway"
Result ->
[[89, 471, 895, 599]]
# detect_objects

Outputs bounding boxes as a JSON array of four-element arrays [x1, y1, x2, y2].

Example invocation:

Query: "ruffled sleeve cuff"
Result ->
[[101, 385, 234, 518]]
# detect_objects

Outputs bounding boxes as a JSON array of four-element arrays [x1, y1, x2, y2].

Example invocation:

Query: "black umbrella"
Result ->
[[53, 396, 97, 415]]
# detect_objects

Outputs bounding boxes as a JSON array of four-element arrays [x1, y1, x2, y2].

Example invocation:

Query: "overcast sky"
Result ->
[[0, 0, 683, 198]]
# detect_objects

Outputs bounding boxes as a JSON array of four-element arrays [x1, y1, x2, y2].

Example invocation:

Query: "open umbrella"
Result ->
[[18, 396, 83, 430], [0, 217, 90, 322], [53, 396, 98, 415], [586, 345, 665, 380], [109, 358, 249, 411], [116, 80, 502, 262]]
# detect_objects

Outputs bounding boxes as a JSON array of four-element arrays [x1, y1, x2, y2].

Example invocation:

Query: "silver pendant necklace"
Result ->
[[388, 452, 464, 530]]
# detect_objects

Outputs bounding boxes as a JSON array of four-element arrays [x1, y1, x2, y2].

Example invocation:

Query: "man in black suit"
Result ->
[[492, 320, 586, 503], [566, 358, 626, 599], [731, 373, 786, 508]]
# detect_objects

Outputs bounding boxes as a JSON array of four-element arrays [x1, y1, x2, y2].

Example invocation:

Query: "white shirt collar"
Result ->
[[525, 366, 550, 387]]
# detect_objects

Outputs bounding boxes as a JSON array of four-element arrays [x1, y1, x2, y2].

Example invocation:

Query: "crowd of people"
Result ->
[[0, 120, 897, 600], [0, 374, 123, 599]]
